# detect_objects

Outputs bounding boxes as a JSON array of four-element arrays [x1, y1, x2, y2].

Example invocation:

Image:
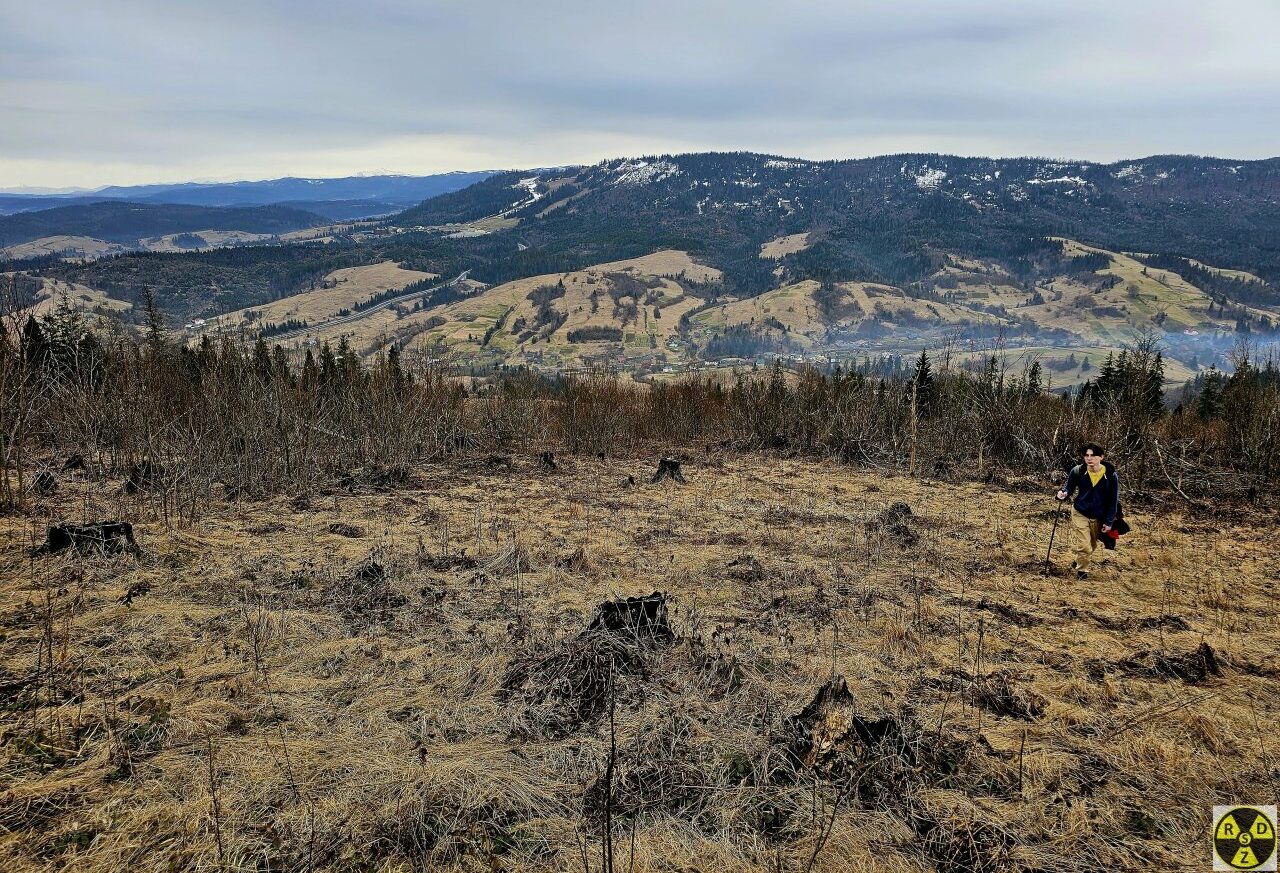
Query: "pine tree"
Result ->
[[142, 286, 165, 356], [1141, 352, 1165, 418], [319, 342, 339, 386], [21, 316, 48, 368], [336, 337, 360, 384], [1195, 368, 1224, 420], [1025, 361, 1043, 396], [252, 337, 272, 382], [910, 350, 935, 413], [271, 345, 292, 384], [386, 344, 407, 392], [301, 349, 319, 390], [1093, 352, 1117, 404]]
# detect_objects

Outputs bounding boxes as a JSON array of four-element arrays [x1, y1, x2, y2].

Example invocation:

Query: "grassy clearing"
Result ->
[[198, 261, 438, 339], [2, 454, 1275, 872], [759, 233, 812, 260], [0, 236, 125, 261], [18, 276, 134, 319]]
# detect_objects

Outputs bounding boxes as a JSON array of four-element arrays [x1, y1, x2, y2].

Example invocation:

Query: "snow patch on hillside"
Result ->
[[497, 177, 542, 217], [763, 159, 808, 170], [612, 160, 681, 186], [1026, 176, 1089, 186], [913, 168, 948, 190]]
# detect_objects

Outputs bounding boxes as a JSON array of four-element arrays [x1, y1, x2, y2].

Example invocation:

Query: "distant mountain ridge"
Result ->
[[393, 152, 1280, 290], [0, 201, 326, 249], [0, 171, 497, 220], [24, 150, 1280, 372]]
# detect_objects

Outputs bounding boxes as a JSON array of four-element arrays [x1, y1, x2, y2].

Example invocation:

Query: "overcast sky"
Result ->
[[2, 0, 1278, 189]]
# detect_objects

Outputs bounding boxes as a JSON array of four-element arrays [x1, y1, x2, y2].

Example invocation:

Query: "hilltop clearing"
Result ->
[[2, 454, 1275, 872]]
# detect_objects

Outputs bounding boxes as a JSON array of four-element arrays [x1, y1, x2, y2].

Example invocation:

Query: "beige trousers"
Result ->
[[1069, 507, 1101, 572]]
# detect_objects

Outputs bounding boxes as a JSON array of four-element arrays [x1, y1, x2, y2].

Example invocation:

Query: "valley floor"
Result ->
[[1, 455, 1276, 872]]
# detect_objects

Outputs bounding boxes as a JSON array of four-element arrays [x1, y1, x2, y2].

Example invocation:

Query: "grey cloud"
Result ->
[[0, 0, 1277, 187]]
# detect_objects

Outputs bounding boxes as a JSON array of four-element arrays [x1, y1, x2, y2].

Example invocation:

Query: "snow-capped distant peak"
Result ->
[[612, 160, 681, 186]]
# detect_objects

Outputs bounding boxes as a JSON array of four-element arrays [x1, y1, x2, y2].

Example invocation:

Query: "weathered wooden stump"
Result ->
[[37, 521, 138, 556], [650, 456, 686, 484], [785, 675, 900, 774]]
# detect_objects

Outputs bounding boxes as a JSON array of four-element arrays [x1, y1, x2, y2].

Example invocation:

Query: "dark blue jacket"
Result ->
[[1063, 461, 1120, 525]]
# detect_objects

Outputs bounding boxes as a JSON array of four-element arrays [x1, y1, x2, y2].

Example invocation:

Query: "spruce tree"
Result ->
[[252, 337, 272, 383], [1195, 368, 1224, 420], [301, 349, 319, 390], [1026, 360, 1043, 396], [910, 350, 935, 413]]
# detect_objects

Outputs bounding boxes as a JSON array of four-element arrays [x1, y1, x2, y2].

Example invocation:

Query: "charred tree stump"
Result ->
[[588, 591, 674, 641], [650, 457, 686, 484], [31, 471, 58, 496], [36, 521, 138, 556], [538, 451, 557, 472], [63, 455, 87, 473]]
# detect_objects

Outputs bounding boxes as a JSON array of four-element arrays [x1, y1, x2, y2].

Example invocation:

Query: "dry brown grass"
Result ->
[[1, 455, 1276, 872], [0, 237, 126, 261], [139, 231, 276, 253], [759, 233, 813, 260], [197, 261, 438, 340], [14, 276, 134, 320]]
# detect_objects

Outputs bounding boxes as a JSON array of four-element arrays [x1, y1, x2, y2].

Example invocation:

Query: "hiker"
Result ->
[[1055, 443, 1119, 579]]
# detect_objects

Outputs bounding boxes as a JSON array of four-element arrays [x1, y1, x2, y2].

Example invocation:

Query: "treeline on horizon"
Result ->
[[3, 294, 1278, 517]]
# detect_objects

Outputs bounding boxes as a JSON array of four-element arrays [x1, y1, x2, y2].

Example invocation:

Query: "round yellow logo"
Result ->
[[1215, 807, 1277, 871]]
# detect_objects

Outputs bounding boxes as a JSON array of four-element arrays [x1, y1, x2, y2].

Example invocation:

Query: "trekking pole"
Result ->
[[1044, 495, 1065, 575]]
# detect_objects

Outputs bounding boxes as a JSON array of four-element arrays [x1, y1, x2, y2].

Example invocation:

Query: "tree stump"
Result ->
[[124, 460, 167, 494], [786, 675, 901, 774], [37, 521, 138, 556], [31, 471, 58, 496], [538, 451, 557, 472], [588, 591, 673, 641], [650, 456, 686, 484]]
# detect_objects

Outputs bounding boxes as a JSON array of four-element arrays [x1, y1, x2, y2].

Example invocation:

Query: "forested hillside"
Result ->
[[12, 153, 1280, 351], [0, 201, 326, 248]]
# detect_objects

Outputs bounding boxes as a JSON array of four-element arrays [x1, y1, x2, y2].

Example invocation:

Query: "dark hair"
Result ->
[[1081, 442, 1105, 457]]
